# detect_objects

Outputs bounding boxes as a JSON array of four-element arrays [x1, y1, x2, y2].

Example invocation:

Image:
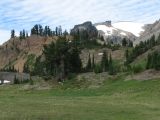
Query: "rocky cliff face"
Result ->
[[70, 21, 98, 39], [135, 20, 160, 44], [0, 35, 58, 72]]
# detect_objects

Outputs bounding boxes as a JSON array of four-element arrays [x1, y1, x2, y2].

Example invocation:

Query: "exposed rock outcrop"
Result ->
[[135, 20, 160, 44], [70, 21, 98, 39]]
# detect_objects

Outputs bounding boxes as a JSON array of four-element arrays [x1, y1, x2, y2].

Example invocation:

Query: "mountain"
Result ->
[[94, 21, 144, 44], [112, 21, 144, 37], [135, 20, 160, 44], [70, 21, 98, 39], [0, 19, 159, 73]]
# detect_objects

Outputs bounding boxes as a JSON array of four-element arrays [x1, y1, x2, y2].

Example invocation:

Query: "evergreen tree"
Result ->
[[11, 29, 15, 38], [68, 47, 82, 73], [101, 51, 109, 72], [35, 24, 39, 35], [42, 37, 82, 81], [146, 53, 152, 69], [150, 35, 156, 47], [47, 26, 52, 36], [128, 40, 133, 47], [23, 64, 30, 73], [33, 56, 45, 75], [86, 53, 92, 71], [39, 25, 43, 36], [59, 26, 62, 36], [122, 38, 127, 47], [22, 29, 26, 39], [14, 75, 20, 84], [55, 27, 58, 36], [19, 31, 23, 40], [157, 33, 160, 44], [92, 54, 95, 70], [44, 26, 48, 36], [125, 49, 129, 65], [26, 32, 29, 38], [63, 30, 69, 37], [108, 54, 114, 75], [94, 63, 102, 74], [146, 51, 160, 70]]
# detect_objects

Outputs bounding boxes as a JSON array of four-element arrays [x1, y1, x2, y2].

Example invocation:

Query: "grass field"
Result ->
[[0, 76, 160, 120]]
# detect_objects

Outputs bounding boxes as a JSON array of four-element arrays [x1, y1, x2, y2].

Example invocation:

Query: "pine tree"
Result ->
[[157, 33, 160, 44], [39, 25, 43, 36], [22, 29, 26, 39], [86, 53, 92, 71], [68, 47, 82, 73], [19, 31, 23, 40], [59, 26, 62, 36], [125, 49, 129, 65], [108, 54, 114, 75], [92, 54, 95, 70], [150, 35, 156, 47], [63, 30, 69, 37], [11, 29, 15, 38], [146, 53, 152, 69], [101, 51, 109, 72], [44, 26, 48, 36], [14, 75, 20, 84], [42, 37, 82, 81], [128, 40, 133, 47], [26, 32, 29, 38], [146, 51, 160, 70], [122, 38, 127, 47], [35, 24, 39, 35], [55, 27, 58, 36]]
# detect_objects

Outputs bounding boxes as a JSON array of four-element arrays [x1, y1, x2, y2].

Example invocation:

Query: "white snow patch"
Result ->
[[120, 32, 126, 36], [113, 22, 144, 37], [0, 80, 10, 84], [96, 25, 117, 36], [98, 53, 103, 56]]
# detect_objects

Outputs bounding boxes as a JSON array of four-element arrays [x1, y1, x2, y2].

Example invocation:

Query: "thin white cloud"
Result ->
[[0, 0, 160, 44]]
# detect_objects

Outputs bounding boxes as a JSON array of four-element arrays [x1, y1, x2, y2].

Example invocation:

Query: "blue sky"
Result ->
[[0, 0, 160, 44]]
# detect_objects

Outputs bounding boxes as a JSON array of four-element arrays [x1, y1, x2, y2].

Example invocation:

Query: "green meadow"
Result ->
[[0, 77, 160, 120]]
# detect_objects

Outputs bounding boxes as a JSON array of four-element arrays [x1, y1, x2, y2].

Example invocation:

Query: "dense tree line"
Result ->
[[125, 34, 160, 64], [146, 51, 160, 70], [85, 51, 116, 75], [122, 38, 133, 47], [71, 29, 101, 49], [19, 29, 28, 40], [31, 24, 64, 37], [10, 24, 67, 41], [33, 37, 82, 81], [0, 66, 17, 72]]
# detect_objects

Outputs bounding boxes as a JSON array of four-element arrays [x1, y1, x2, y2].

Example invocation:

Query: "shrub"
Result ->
[[94, 64, 102, 74], [29, 79, 34, 85], [132, 64, 144, 73], [14, 75, 20, 84]]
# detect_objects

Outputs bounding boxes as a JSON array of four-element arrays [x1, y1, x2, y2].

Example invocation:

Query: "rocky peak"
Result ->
[[70, 21, 98, 39], [94, 20, 112, 27]]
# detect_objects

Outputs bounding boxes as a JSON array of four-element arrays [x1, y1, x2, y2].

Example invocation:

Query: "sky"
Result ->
[[0, 0, 160, 44]]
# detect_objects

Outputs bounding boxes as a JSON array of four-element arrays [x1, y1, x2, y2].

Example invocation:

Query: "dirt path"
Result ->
[[126, 69, 160, 81]]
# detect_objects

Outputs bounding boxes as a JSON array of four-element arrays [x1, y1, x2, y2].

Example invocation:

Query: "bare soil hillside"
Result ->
[[80, 48, 125, 67], [126, 69, 160, 81], [0, 35, 58, 72]]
